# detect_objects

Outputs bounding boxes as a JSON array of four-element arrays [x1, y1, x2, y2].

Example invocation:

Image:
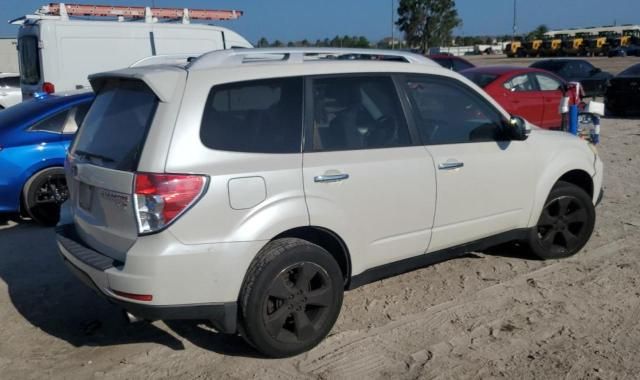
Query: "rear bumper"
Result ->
[[56, 224, 238, 333]]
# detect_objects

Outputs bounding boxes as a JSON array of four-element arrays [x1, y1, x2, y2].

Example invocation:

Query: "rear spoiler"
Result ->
[[89, 66, 186, 103], [129, 54, 198, 68]]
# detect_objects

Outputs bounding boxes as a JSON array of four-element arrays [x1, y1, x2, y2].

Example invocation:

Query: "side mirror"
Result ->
[[591, 68, 602, 75], [507, 116, 531, 141]]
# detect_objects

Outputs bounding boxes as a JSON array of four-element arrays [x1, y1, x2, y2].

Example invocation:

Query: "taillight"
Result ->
[[133, 173, 208, 234], [42, 82, 55, 94]]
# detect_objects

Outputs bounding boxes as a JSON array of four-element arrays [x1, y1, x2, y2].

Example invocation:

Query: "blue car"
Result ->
[[0, 92, 94, 225]]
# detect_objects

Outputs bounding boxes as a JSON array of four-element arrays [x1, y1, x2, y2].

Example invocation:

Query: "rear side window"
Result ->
[[310, 76, 411, 151], [200, 77, 303, 153], [18, 36, 41, 85], [71, 80, 158, 171], [28, 110, 69, 133]]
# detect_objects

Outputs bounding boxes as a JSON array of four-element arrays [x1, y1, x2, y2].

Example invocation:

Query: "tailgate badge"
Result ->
[[100, 190, 129, 209]]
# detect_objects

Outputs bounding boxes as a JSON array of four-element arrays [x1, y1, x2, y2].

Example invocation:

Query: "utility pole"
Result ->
[[512, 0, 517, 41], [391, 0, 395, 49]]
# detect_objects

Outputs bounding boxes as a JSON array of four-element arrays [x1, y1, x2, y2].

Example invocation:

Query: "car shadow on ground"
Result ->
[[0, 216, 257, 356], [480, 241, 542, 261]]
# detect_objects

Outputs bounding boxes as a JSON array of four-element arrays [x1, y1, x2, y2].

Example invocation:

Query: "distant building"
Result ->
[[0, 38, 18, 73], [545, 25, 640, 37]]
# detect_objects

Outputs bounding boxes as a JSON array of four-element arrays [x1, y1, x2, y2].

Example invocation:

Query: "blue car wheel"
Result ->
[[22, 167, 68, 226]]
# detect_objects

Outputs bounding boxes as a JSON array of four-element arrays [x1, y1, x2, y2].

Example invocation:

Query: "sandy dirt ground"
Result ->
[[1, 56, 639, 379]]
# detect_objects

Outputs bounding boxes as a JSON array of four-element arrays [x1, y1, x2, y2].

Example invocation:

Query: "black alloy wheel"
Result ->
[[263, 262, 333, 344], [240, 238, 343, 358], [537, 196, 589, 255], [528, 181, 595, 259]]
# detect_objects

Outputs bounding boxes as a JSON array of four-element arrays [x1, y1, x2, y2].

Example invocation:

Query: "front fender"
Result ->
[[527, 145, 595, 227]]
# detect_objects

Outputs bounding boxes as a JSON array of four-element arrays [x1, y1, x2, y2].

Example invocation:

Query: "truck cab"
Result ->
[[14, 3, 252, 100]]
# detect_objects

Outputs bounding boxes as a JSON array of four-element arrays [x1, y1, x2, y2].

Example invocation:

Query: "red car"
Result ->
[[461, 66, 567, 130]]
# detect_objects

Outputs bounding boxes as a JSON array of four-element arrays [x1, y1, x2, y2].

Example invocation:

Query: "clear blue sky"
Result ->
[[1, 0, 638, 42]]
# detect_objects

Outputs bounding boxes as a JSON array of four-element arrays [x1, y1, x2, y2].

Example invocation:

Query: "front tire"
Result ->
[[239, 238, 344, 358], [527, 181, 595, 259], [23, 167, 68, 226]]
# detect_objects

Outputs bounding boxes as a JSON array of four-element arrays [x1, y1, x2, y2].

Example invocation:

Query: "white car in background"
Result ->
[[0, 73, 21, 109]]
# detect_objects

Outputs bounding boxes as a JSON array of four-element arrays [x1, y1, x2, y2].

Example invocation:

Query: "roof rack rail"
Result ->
[[188, 47, 434, 70], [33, 3, 243, 23]]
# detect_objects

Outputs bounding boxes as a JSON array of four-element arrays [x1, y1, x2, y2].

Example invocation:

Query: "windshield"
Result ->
[[619, 64, 640, 77], [71, 79, 158, 171], [18, 36, 41, 85], [462, 72, 500, 88]]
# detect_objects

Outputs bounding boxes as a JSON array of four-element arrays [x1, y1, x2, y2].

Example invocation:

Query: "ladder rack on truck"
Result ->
[[34, 2, 243, 23]]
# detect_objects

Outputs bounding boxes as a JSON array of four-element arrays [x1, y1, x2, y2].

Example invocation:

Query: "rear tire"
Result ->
[[526, 181, 595, 260], [23, 167, 68, 226], [239, 238, 344, 358]]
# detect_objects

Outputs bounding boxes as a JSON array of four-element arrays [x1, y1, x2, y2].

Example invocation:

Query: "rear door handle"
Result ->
[[314, 173, 350, 183], [438, 161, 464, 170]]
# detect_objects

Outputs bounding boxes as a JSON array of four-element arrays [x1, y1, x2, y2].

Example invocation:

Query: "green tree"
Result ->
[[396, 0, 462, 53], [257, 37, 269, 47], [271, 40, 284, 47], [527, 24, 549, 41], [355, 36, 371, 47]]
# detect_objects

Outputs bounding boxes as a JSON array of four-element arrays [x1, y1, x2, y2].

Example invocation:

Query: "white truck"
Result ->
[[13, 3, 252, 99]]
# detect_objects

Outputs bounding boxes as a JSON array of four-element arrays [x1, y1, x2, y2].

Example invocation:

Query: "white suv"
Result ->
[[57, 48, 603, 357]]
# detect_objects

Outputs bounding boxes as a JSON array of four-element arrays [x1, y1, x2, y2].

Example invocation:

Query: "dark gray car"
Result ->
[[530, 59, 613, 97]]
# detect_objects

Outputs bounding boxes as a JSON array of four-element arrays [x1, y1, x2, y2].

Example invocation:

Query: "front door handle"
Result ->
[[314, 173, 350, 183], [438, 161, 464, 170]]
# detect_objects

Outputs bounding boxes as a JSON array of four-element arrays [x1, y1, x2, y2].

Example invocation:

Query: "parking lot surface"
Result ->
[[1, 56, 639, 379]]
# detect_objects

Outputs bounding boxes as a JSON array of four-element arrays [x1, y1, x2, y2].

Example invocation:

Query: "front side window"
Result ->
[[503, 74, 535, 92], [200, 77, 303, 153], [18, 36, 41, 85], [404, 75, 505, 145], [536, 74, 562, 91], [310, 76, 411, 151]]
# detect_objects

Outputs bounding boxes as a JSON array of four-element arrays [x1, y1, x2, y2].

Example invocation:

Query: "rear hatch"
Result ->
[[17, 25, 43, 99], [66, 79, 160, 262]]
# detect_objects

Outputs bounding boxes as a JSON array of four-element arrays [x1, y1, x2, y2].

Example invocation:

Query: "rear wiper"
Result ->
[[74, 150, 115, 163]]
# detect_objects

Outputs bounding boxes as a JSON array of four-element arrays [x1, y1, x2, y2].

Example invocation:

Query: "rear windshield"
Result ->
[[462, 72, 500, 88], [620, 64, 640, 77], [71, 79, 158, 171], [18, 36, 41, 85]]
